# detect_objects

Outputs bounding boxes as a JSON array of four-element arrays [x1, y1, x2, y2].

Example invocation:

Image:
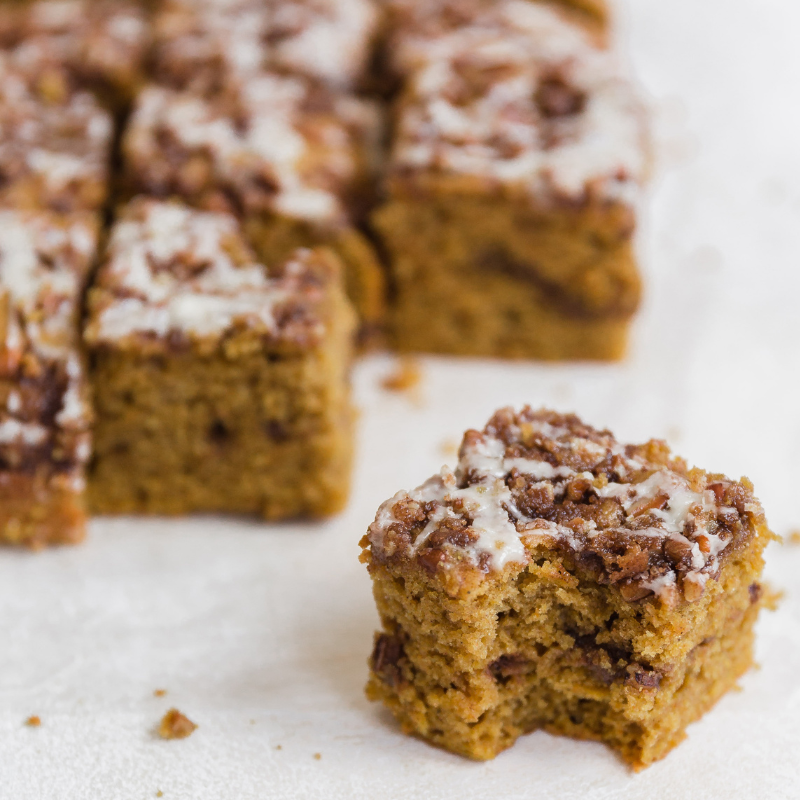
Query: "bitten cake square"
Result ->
[[374, 1, 646, 360], [361, 408, 774, 768], [84, 198, 355, 519], [122, 73, 384, 343], [0, 210, 97, 547]]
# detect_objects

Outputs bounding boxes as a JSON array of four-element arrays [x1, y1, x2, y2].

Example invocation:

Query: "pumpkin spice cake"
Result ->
[[374, 1, 646, 360], [0, 210, 97, 547], [84, 198, 355, 519], [361, 408, 775, 768]]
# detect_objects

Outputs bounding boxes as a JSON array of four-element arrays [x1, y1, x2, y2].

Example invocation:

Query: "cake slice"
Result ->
[[374, 1, 646, 359], [84, 198, 356, 519], [361, 408, 775, 767], [122, 74, 385, 345], [0, 210, 97, 547]]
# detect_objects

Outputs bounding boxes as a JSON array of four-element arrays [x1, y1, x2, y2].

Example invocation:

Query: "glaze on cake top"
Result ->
[[124, 74, 377, 226], [85, 199, 336, 349], [367, 408, 768, 606]]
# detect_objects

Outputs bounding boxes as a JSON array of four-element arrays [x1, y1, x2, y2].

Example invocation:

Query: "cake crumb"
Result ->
[[153, 689, 167, 698], [25, 716, 41, 727], [381, 357, 422, 394], [786, 530, 800, 545], [156, 792, 163, 798], [158, 708, 197, 740], [275, 744, 282, 750], [313, 752, 322, 760]]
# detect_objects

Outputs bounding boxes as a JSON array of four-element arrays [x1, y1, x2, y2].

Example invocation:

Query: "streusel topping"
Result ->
[[124, 75, 376, 226], [387, 1, 645, 204], [152, 0, 377, 93], [85, 199, 333, 347], [367, 408, 768, 606], [0, 52, 112, 212], [0, 211, 96, 473]]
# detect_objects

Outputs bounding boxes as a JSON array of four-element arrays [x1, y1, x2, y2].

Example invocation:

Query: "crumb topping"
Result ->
[[85, 199, 333, 348], [157, 708, 197, 740], [0, 52, 112, 213], [367, 408, 768, 606], [124, 76, 376, 226], [0, 0, 148, 98], [152, 0, 377, 93], [0, 211, 95, 475], [264, 0, 378, 90], [386, 1, 645, 204]]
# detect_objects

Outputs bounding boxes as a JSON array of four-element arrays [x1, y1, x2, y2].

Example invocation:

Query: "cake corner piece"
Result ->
[[361, 407, 775, 767]]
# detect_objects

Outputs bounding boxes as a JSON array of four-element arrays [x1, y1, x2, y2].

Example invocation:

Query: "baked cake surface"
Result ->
[[152, 0, 378, 96], [374, 1, 646, 359], [362, 407, 774, 767], [85, 198, 356, 518], [0, 0, 149, 109], [0, 210, 97, 547], [0, 50, 113, 213]]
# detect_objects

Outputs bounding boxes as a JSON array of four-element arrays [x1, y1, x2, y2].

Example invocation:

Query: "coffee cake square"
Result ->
[[374, 1, 646, 360], [84, 198, 356, 519], [0, 49, 113, 213], [362, 408, 774, 767], [0, 210, 97, 547]]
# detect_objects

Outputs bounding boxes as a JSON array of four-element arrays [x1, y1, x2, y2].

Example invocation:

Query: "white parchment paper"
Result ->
[[1, 1, 799, 797]]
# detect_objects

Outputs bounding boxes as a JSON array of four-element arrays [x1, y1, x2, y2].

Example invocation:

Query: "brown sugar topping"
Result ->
[[385, 1, 645, 205], [0, 52, 112, 213], [123, 75, 378, 227], [158, 708, 197, 740], [84, 199, 338, 350], [0, 210, 95, 478], [366, 408, 770, 607]]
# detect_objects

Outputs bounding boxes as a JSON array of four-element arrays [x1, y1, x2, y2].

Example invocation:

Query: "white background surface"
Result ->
[[2, 1, 800, 797]]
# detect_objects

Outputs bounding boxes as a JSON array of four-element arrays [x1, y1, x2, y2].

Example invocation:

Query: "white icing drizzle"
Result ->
[[265, 0, 378, 89], [388, 1, 645, 204], [87, 200, 323, 343]]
